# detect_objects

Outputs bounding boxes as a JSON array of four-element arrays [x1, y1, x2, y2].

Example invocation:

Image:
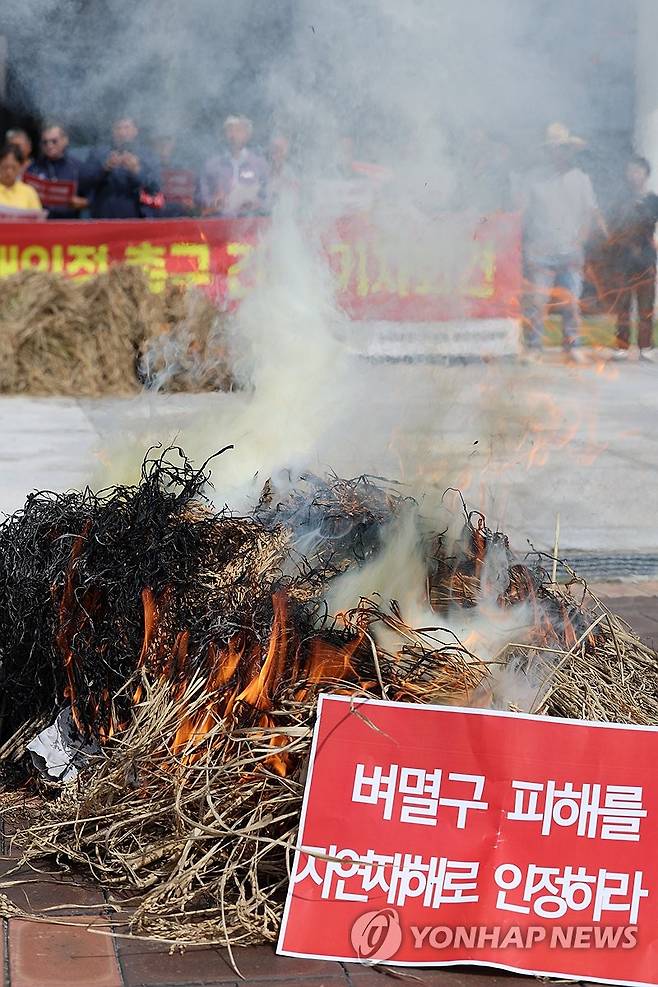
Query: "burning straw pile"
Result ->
[[0, 447, 654, 949], [0, 268, 232, 396]]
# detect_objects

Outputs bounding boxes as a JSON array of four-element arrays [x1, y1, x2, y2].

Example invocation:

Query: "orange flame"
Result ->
[[236, 591, 289, 711], [157, 590, 364, 773]]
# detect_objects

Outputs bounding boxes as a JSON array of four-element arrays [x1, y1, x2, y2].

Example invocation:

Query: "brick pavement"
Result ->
[[0, 591, 653, 987]]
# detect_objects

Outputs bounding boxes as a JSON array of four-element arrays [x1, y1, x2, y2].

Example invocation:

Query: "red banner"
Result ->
[[328, 212, 520, 320], [0, 214, 520, 319], [278, 695, 658, 985]]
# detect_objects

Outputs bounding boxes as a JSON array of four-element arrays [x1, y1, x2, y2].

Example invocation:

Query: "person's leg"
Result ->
[[554, 264, 584, 349], [610, 264, 632, 349], [525, 263, 555, 349], [636, 264, 656, 352]]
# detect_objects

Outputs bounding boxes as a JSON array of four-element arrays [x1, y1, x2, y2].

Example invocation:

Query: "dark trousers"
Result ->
[[614, 264, 656, 350]]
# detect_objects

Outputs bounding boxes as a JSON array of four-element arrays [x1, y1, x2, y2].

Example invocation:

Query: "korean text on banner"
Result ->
[[0, 213, 520, 319], [277, 695, 658, 987]]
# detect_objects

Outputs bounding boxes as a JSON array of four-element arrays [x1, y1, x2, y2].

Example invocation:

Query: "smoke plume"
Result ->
[[3, 1, 639, 554]]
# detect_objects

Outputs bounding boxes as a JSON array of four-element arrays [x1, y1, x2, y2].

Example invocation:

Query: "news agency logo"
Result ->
[[350, 907, 403, 961], [349, 909, 638, 963]]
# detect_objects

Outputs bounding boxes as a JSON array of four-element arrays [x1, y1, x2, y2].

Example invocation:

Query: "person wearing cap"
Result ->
[[519, 122, 606, 362], [199, 115, 269, 216]]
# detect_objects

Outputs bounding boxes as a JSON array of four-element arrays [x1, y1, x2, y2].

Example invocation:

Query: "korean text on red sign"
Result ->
[[277, 695, 658, 987]]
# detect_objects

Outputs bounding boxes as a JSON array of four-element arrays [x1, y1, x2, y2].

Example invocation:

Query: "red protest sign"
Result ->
[[23, 173, 76, 207], [278, 695, 658, 986], [161, 169, 197, 206]]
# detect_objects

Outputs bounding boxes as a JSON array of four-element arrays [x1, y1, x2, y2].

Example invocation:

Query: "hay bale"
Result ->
[[0, 268, 144, 396], [139, 283, 234, 392], [0, 268, 232, 396]]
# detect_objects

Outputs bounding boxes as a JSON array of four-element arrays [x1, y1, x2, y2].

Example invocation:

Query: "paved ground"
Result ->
[[0, 349, 656, 556]]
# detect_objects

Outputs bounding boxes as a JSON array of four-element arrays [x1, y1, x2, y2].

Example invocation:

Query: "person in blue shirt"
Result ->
[[81, 116, 161, 219], [26, 122, 87, 219]]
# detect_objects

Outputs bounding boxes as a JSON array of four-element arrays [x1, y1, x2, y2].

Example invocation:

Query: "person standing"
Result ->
[[150, 131, 197, 217], [519, 123, 606, 362], [26, 122, 87, 219], [81, 116, 161, 219], [5, 128, 33, 173], [608, 155, 658, 362], [199, 115, 268, 216], [266, 133, 299, 208], [0, 144, 42, 213]]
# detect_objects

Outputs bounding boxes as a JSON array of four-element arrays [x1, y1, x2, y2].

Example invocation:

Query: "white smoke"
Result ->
[[322, 502, 560, 713], [4, 1, 635, 186], [194, 194, 356, 510], [484, 648, 556, 714], [324, 506, 534, 671], [86, 189, 358, 508]]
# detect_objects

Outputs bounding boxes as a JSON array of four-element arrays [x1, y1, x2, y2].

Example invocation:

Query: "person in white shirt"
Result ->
[[199, 116, 269, 216], [519, 123, 606, 361]]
